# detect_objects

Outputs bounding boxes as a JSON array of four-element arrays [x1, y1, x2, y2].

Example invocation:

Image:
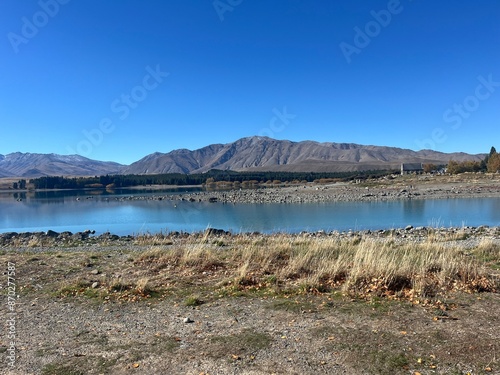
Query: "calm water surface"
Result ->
[[1, 189, 499, 234]]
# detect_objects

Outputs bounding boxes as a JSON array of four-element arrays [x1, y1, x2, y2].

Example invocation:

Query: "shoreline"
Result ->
[[0, 184, 204, 193], [2, 174, 500, 203], [2, 225, 499, 250], [176, 181, 500, 204]]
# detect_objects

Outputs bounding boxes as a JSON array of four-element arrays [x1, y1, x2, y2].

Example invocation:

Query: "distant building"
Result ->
[[401, 163, 423, 175]]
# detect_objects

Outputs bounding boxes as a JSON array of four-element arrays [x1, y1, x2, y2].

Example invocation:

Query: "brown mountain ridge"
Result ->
[[1, 137, 485, 178], [122, 136, 484, 174]]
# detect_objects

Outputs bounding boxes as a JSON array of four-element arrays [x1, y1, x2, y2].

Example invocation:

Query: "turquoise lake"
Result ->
[[1, 189, 499, 235]]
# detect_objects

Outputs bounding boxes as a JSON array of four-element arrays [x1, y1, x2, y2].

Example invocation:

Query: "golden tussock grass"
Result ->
[[134, 234, 499, 301]]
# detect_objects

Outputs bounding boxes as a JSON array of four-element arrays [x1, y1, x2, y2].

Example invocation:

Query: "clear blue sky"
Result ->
[[1, 1, 499, 164]]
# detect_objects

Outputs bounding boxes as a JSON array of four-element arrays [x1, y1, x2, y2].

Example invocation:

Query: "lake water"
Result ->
[[1, 189, 499, 235]]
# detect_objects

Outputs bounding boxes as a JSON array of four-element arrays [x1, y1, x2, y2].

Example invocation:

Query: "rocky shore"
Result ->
[[177, 182, 500, 204], [2, 225, 499, 250], [102, 175, 500, 204]]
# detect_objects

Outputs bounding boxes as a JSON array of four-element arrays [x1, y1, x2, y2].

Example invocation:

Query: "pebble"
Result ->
[[183, 317, 194, 324]]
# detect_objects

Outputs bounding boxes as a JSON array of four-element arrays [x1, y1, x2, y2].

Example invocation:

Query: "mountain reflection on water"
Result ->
[[1, 189, 499, 235]]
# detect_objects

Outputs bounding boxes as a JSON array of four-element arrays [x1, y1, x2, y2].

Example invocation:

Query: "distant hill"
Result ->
[[0, 153, 123, 178], [1, 137, 486, 178], [123, 136, 484, 174]]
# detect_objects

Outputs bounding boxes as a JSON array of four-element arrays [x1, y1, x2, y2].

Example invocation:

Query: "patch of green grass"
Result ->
[[367, 351, 409, 373], [57, 279, 92, 296], [368, 296, 394, 314], [41, 356, 119, 375], [472, 242, 500, 270], [329, 290, 345, 300], [41, 363, 85, 375], [264, 274, 278, 284], [184, 295, 204, 306], [81, 288, 102, 299], [207, 330, 273, 359], [150, 335, 181, 353]]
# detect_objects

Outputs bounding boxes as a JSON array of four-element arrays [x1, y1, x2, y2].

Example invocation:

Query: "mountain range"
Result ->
[[0, 153, 123, 178], [1, 137, 485, 178]]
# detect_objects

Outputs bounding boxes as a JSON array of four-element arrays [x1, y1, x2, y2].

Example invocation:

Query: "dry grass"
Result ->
[[14, 232, 497, 304], [133, 233, 174, 246], [134, 234, 498, 303]]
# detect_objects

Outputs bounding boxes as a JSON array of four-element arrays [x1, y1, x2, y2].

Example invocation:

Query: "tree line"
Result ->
[[447, 146, 500, 174], [28, 169, 396, 190]]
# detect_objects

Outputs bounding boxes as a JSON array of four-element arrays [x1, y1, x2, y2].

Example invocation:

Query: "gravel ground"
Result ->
[[7, 291, 499, 375]]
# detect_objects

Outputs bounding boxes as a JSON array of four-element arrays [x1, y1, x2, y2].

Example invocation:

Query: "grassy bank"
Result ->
[[7, 232, 497, 305], [135, 233, 499, 302], [2, 232, 499, 374]]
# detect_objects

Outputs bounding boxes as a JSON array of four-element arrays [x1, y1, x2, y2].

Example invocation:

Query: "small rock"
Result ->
[[91, 282, 99, 289], [405, 225, 413, 231], [90, 269, 99, 275], [183, 317, 194, 324]]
